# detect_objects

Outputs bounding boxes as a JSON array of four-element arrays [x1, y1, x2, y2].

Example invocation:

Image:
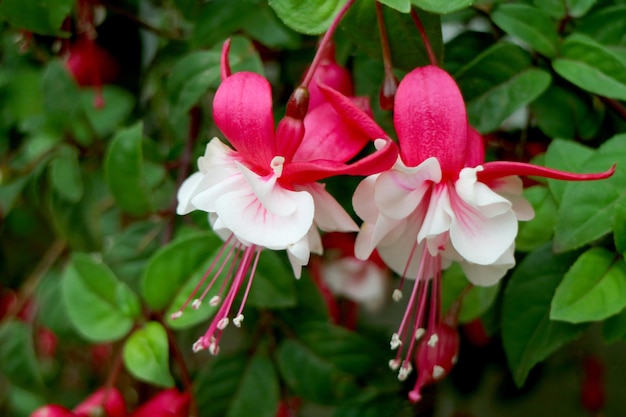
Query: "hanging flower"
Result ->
[[352, 65, 615, 399], [128, 389, 190, 417], [174, 40, 398, 354]]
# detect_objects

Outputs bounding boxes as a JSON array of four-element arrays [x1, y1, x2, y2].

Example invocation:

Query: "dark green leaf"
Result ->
[[42, 60, 82, 131], [577, 5, 626, 50], [49, 146, 83, 203], [142, 231, 222, 310], [554, 134, 626, 252], [544, 139, 594, 204], [341, 3, 443, 71], [246, 250, 297, 309], [411, 0, 473, 14], [104, 122, 154, 216], [193, 0, 260, 47], [333, 393, 409, 417], [35, 269, 75, 338], [567, 0, 596, 18], [613, 198, 626, 255], [443, 31, 495, 75], [492, 4, 559, 57], [243, 7, 302, 49], [533, 0, 566, 19], [168, 36, 263, 121], [516, 186, 558, 252], [195, 352, 279, 417], [81, 86, 135, 137], [0, 321, 43, 390], [123, 322, 174, 387], [553, 34, 626, 101], [379, 0, 411, 13], [455, 42, 551, 133], [0, 0, 73, 36], [441, 263, 500, 323], [502, 244, 586, 387], [551, 248, 626, 323], [530, 83, 604, 141], [0, 176, 29, 217], [269, 0, 347, 35], [62, 253, 140, 342], [602, 308, 626, 343], [276, 338, 359, 403]]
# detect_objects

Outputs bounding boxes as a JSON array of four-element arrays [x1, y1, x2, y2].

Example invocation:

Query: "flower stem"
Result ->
[[410, 8, 437, 66], [300, 0, 356, 88], [376, 1, 394, 76]]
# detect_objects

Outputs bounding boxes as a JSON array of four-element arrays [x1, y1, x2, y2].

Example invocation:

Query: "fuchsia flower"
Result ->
[[175, 40, 398, 354], [352, 65, 615, 400], [73, 388, 126, 417], [128, 389, 190, 417]]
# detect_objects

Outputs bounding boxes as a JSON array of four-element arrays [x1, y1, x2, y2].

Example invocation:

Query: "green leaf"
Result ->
[[441, 263, 500, 323], [341, 3, 443, 71], [269, 0, 347, 35], [516, 186, 558, 252], [42, 60, 82, 131], [0, 176, 29, 217], [246, 250, 297, 309], [502, 244, 586, 387], [567, 0, 596, 18], [168, 36, 263, 121], [36, 269, 75, 338], [333, 393, 408, 417], [105, 122, 154, 216], [192, 0, 260, 47], [0, 0, 73, 35], [455, 42, 551, 133], [378, 0, 411, 13], [49, 146, 83, 203], [410, 0, 473, 14], [62, 253, 140, 342], [602, 308, 626, 343], [577, 5, 626, 49], [554, 134, 626, 252], [533, 0, 566, 19], [613, 198, 626, 255], [443, 31, 495, 75], [551, 248, 626, 323], [276, 338, 359, 403], [544, 139, 595, 204], [243, 7, 301, 49], [553, 34, 626, 101], [142, 232, 222, 310], [492, 4, 559, 58], [81, 86, 135, 137], [530, 83, 603, 141], [123, 322, 174, 387], [195, 352, 280, 417], [0, 321, 43, 390]]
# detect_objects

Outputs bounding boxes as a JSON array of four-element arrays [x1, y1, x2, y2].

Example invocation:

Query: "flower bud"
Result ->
[[30, 405, 74, 417], [379, 72, 398, 111], [409, 323, 459, 403], [73, 388, 126, 417], [128, 389, 190, 417]]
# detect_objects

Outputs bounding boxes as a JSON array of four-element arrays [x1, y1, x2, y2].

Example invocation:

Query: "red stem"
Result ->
[[410, 8, 437, 66], [300, 0, 356, 88], [376, 1, 394, 75]]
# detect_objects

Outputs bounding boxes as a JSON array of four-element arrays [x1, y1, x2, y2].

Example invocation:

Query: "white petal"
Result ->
[[459, 245, 515, 286], [287, 234, 311, 278], [191, 173, 244, 213], [298, 182, 358, 232], [377, 211, 425, 278], [352, 175, 379, 223], [456, 167, 512, 218], [375, 157, 441, 219], [237, 161, 296, 217], [176, 172, 204, 215], [418, 184, 452, 245], [448, 188, 518, 265], [322, 258, 388, 311], [197, 138, 239, 174], [491, 176, 535, 221], [215, 177, 314, 250]]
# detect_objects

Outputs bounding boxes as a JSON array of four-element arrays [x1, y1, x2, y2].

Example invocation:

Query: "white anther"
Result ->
[[427, 333, 439, 347], [415, 328, 426, 341], [398, 362, 413, 381], [209, 296, 221, 306], [217, 317, 229, 330], [390, 333, 402, 350], [170, 311, 183, 320], [233, 314, 244, 327], [192, 299, 202, 310], [452, 355, 458, 365], [389, 359, 401, 371], [192, 338, 205, 353], [432, 365, 445, 380], [392, 289, 403, 302]]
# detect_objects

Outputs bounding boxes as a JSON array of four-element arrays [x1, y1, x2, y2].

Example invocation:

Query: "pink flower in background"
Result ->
[[73, 388, 126, 417], [128, 389, 190, 417], [174, 40, 398, 354], [30, 405, 75, 417], [353, 65, 615, 399]]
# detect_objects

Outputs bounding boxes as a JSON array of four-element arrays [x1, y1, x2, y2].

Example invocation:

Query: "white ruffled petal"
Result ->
[[459, 245, 515, 286], [322, 258, 388, 311], [176, 172, 204, 215], [298, 182, 358, 232], [287, 233, 311, 279], [491, 176, 535, 221], [418, 184, 452, 245], [375, 157, 441, 219], [456, 167, 512, 218], [352, 175, 379, 223], [237, 161, 296, 217]]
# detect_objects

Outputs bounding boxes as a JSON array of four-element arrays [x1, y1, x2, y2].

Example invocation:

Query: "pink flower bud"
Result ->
[[66, 37, 119, 87], [129, 389, 190, 417], [307, 42, 353, 110], [73, 388, 126, 417], [30, 405, 75, 417], [409, 323, 460, 403]]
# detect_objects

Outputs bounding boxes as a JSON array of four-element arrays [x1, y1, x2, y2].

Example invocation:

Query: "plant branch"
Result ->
[[410, 8, 437, 66]]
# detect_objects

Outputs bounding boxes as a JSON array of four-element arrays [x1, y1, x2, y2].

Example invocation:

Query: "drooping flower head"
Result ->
[[174, 39, 398, 354], [353, 65, 615, 401]]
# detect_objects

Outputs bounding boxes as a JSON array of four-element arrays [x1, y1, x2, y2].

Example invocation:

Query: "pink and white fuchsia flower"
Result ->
[[174, 41, 398, 354], [353, 65, 615, 401]]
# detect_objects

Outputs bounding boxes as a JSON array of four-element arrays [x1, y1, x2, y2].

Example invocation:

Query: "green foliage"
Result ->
[[123, 321, 175, 387], [492, 4, 559, 57], [269, 0, 348, 35], [0, 322, 44, 391]]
